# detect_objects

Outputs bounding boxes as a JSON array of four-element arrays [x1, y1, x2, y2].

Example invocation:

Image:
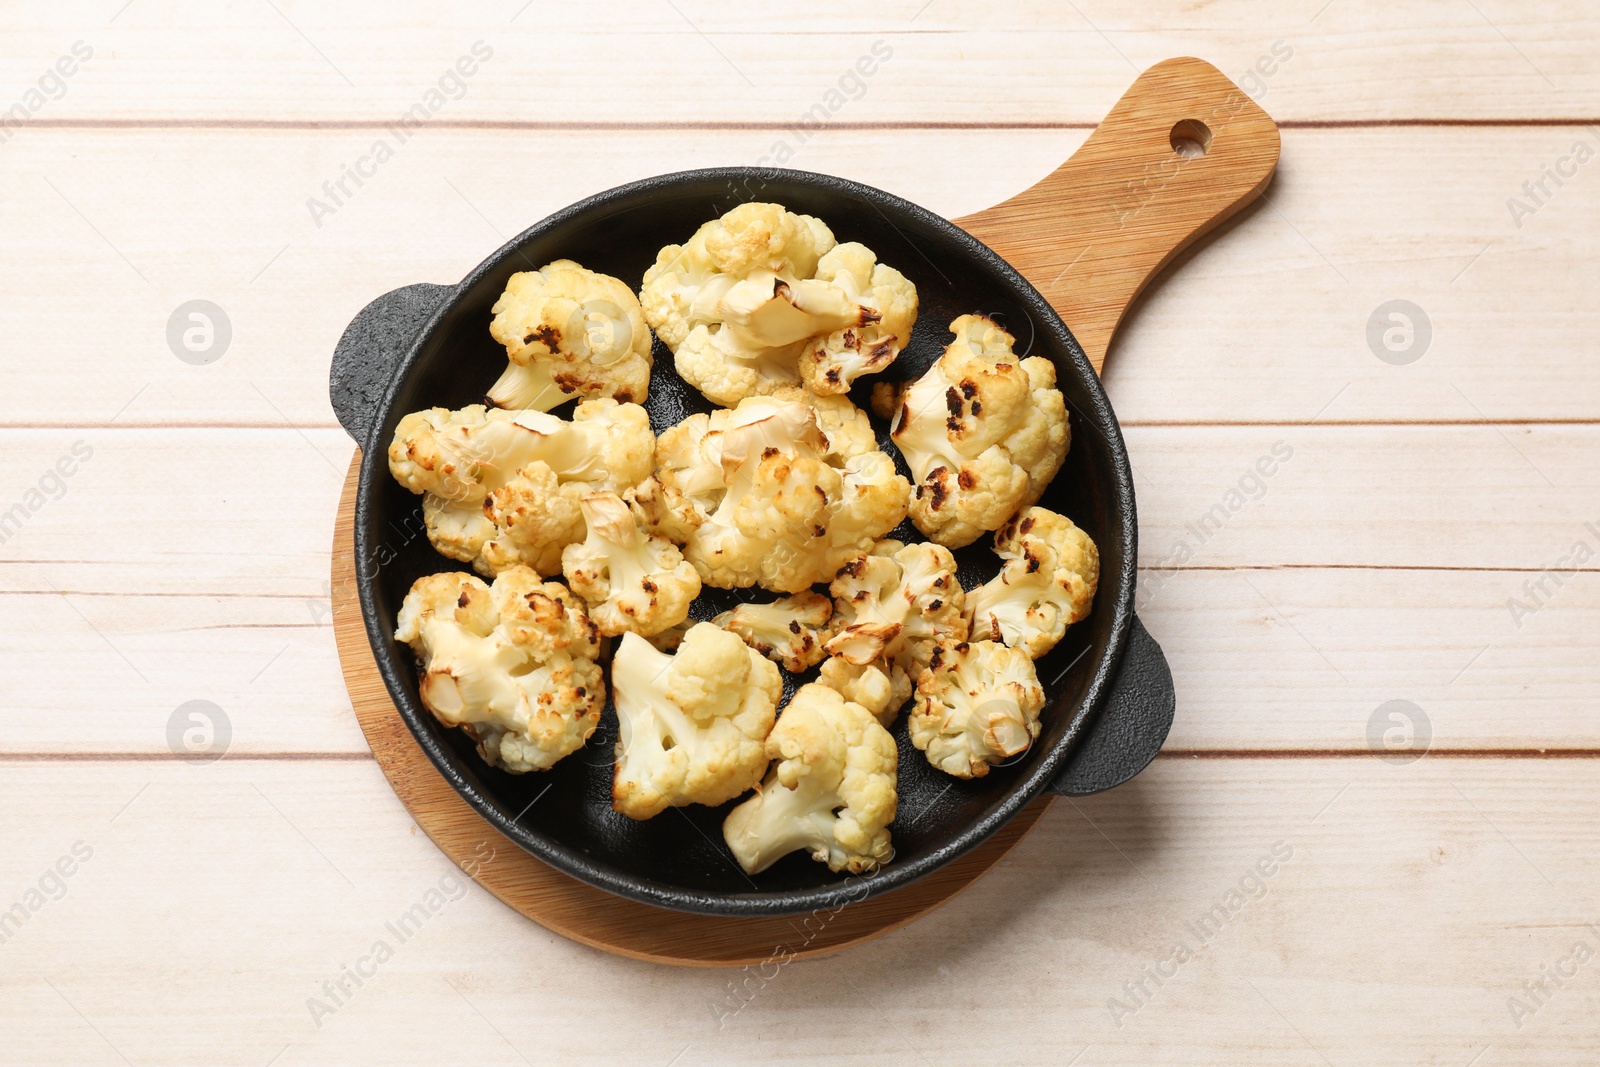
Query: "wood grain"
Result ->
[[5, 126, 1596, 428], [330, 453, 1049, 966], [3, 426, 1596, 754], [0, 0, 1595, 1058], [956, 57, 1280, 370], [7, 1, 1599, 123], [3, 757, 1598, 1064]]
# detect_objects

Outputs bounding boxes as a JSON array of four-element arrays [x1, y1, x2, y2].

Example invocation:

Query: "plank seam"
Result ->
[[10, 118, 1600, 132]]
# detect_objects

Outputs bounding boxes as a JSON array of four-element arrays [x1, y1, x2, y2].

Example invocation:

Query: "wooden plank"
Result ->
[[1125, 423, 1600, 572], [3, 565, 1594, 755], [1, 427, 1594, 755], [1145, 567, 1600, 752], [2, 758, 1596, 1063], [0, 590, 363, 756], [1, 126, 1596, 427], [3, 1, 1598, 123], [0, 421, 1588, 587]]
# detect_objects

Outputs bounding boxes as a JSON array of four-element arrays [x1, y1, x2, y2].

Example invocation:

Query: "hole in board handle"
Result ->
[[1169, 119, 1213, 158]]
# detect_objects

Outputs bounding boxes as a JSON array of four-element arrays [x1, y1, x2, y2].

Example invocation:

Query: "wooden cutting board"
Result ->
[[331, 55, 1279, 967]]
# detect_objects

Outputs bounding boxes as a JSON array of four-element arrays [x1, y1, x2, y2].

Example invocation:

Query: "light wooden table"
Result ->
[[2, 2, 1597, 1063]]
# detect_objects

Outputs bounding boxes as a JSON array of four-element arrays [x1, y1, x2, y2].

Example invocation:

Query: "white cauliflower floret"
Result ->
[[713, 591, 834, 672], [387, 398, 655, 577], [611, 623, 782, 819], [797, 242, 919, 396], [818, 539, 967, 725], [722, 683, 897, 874], [772, 385, 878, 461], [486, 259, 652, 411], [968, 506, 1099, 659], [476, 461, 585, 576], [640, 202, 917, 406], [888, 314, 1070, 548], [909, 639, 1046, 779], [631, 388, 881, 552], [818, 656, 909, 727], [388, 406, 494, 501], [657, 396, 907, 593], [643, 618, 693, 652], [625, 409, 727, 546], [394, 567, 603, 774], [561, 492, 700, 638]]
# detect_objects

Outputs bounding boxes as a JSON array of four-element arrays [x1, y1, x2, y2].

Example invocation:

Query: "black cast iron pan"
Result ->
[[327, 58, 1280, 917]]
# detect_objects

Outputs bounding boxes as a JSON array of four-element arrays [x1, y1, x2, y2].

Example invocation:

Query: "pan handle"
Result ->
[[329, 282, 456, 447], [952, 56, 1280, 374], [1048, 616, 1174, 796]]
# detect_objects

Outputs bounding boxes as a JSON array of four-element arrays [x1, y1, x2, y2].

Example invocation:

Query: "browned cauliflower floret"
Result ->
[[386, 399, 654, 577], [888, 314, 1069, 548], [639, 203, 917, 406], [797, 242, 919, 396], [477, 462, 586, 576], [818, 539, 968, 725], [909, 639, 1046, 779], [634, 396, 908, 593], [394, 568, 603, 774], [968, 506, 1099, 659], [486, 260, 652, 411], [561, 492, 700, 638], [713, 591, 835, 672]]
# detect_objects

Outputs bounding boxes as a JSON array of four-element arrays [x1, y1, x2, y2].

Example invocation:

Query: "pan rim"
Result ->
[[354, 166, 1137, 916]]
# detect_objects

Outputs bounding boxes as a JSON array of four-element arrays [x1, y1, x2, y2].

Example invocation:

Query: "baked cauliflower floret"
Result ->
[[486, 259, 652, 412], [561, 492, 701, 638], [772, 385, 878, 461], [394, 568, 603, 774], [640, 202, 917, 406], [387, 398, 655, 577], [797, 242, 919, 396], [909, 639, 1046, 779], [968, 506, 1099, 659], [627, 409, 727, 546], [669, 396, 909, 593], [818, 656, 910, 727], [631, 388, 882, 553], [611, 624, 782, 819], [818, 540, 967, 725], [713, 591, 834, 672], [888, 314, 1070, 548], [476, 462, 586, 576], [388, 406, 494, 500], [722, 683, 898, 875]]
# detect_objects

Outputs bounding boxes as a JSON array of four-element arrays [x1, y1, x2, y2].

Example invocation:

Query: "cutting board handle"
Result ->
[[953, 57, 1280, 373]]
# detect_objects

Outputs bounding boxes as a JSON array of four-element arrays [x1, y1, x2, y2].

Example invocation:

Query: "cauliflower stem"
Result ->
[[611, 625, 782, 819], [487, 259, 652, 411], [723, 683, 897, 874]]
